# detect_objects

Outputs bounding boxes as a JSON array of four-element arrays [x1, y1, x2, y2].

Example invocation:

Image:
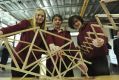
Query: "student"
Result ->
[[113, 30, 119, 68], [68, 15, 110, 76], [46, 14, 87, 77], [0, 43, 9, 72], [0, 8, 46, 77]]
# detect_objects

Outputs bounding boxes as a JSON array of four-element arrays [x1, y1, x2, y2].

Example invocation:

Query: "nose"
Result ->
[[56, 20, 60, 23], [76, 21, 81, 26], [38, 15, 42, 19]]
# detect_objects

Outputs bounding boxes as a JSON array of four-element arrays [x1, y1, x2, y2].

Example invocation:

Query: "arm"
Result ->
[[64, 31, 88, 74], [113, 39, 119, 55], [46, 30, 54, 45], [69, 42, 88, 76], [64, 31, 76, 50], [0, 20, 30, 34], [65, 31, 80, 60], [0, 31, 3, 35], [92, 36, 108, 56], [46, 30, 58, 51], [91, 24, 108, 47], [87, 24, 108, 57]]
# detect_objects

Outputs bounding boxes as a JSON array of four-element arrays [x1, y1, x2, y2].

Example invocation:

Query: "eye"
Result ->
[[41, 15, 44, 17], [37, 14, 44, 17], [74, 20, 78, 23], [54, 19, 58, 21]]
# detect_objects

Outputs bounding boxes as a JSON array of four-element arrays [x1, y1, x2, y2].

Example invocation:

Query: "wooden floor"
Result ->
[[0, 75, 119, 80]]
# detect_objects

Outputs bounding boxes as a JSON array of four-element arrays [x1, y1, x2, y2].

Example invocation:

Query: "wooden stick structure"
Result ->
[[85, 37, 93, 48], [78, 23, 107, 57], [95, 0, 119, 30], [100, 0, 118, 3], [0, 27, 91, 80], [80, 0, 89, 17]]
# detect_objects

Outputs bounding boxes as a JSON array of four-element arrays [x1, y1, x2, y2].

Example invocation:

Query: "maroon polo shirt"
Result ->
[[1, 20, 44, 65], [77, 23, 108, 60]]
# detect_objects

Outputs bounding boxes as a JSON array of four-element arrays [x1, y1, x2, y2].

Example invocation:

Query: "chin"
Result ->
[[37, 21, 43, 24]]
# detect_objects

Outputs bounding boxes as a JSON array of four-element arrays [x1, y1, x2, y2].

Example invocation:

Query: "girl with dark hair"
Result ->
[[68, 15, 110, 76]]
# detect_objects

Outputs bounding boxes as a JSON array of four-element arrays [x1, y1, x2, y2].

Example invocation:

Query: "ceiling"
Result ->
[[0, 0, 119, 28]]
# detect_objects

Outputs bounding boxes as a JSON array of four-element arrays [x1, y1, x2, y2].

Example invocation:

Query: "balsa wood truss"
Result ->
[[95, 0, 119, 30], [0, 27, 91, 80], [80, 24, 106, 54]]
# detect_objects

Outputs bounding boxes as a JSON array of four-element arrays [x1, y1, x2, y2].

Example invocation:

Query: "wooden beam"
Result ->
[[80, 0, 89, 17], [100, 1, 118, 30], [101, 0, 118, 3], [96, 14, 119, 18]]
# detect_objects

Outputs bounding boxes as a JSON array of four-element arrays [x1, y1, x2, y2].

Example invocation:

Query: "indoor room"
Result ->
[[0, 0, 119, 80]]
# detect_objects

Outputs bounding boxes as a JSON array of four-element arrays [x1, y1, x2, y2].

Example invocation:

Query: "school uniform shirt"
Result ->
[[0, 20, 45, 65], [77, 23, 108, 60], [113, 38, 119, 65], [46, 29, 77, 64], [46, 29, 77, 76], [46, 29, 76, 59], [113, 38, 119, 55]]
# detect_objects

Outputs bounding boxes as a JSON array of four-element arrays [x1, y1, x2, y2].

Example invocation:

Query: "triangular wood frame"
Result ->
[[0, 27, 91, 80], [95, 0, 119, 30], [79, 24, 106, 55]]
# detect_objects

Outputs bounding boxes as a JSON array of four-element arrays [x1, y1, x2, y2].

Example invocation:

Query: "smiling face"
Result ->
[[68, 15, 84, 30], [73, 18, 82, 30], [35, 10, 45, 25], [52, 16, 62, 29]]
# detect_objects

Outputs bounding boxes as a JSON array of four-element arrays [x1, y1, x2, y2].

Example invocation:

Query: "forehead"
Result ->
[[35, 10, 45, 15], [53, 16, 61, 20], [73, 18, 82, 23], [73, 18, 79, 21]]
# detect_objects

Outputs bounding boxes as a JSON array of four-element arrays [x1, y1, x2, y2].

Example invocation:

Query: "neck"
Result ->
[[55, 27, 61, 31], [36, 23, 41, 26], [36, 23, 43, 27]]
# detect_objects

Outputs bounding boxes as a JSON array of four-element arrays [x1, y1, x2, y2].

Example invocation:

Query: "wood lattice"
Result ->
[[0, 27, 91, 80], [79, 24, 106, 54], [95, 0, 119, 30]]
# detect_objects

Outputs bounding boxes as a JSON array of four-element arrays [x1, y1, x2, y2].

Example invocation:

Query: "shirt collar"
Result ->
[[54, 28, 63, 33]]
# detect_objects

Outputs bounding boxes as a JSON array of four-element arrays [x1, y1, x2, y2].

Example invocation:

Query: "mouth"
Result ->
[[37, 19, 43, 23]]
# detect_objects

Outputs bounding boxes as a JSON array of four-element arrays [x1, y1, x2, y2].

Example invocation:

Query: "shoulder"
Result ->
[[114, 38, 119, 41], [17, 20, 31, 27], [80, 22, 92, 31], [63, 30, 70, 34], [90, 23, 103, 33], [47, 30, 53, 32], [20, 20, 31, 24], [63, 31, 71, 38], [113, 39, 118, 44], [64, 30, 70, 33], [16, 20, 31, 28]]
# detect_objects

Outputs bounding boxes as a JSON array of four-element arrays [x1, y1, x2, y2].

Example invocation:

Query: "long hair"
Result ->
[[30, 8, 46, 30]]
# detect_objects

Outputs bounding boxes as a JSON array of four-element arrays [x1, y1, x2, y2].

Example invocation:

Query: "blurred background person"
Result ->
[[0, 43, 9, 72], [113, 30, 119, 68]]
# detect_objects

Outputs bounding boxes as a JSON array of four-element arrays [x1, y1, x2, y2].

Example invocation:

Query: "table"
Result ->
[[0, 75, 119, 80]]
